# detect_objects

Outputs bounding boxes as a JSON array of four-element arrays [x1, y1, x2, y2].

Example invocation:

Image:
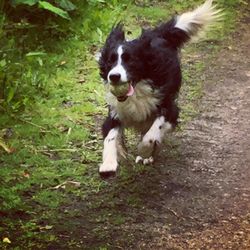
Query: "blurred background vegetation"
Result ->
[[0, 0, 129, 113], [0, 0, 241, 113]]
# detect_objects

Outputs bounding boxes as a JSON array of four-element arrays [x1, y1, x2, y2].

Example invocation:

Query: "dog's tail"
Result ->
[[175, 0, 222, 36], [158, 0, 222, 48]]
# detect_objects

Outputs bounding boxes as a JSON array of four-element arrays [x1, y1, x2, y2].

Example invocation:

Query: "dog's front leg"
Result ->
[[99, 128, 120, 178], [99, 116, 124, 178], [136, 116, 172, 165]]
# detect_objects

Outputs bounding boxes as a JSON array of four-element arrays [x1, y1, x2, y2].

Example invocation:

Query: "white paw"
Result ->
[[99, 160, 118, 173], [135, 156, 143, 164], [137, 139, 160, 159], [135, 156, 154, 165]]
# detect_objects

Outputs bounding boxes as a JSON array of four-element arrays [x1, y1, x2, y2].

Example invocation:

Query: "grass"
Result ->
[[0, 0, 244, 249]]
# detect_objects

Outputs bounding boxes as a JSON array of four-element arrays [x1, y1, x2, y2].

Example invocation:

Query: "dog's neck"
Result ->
[[107, 80, 160, 128]]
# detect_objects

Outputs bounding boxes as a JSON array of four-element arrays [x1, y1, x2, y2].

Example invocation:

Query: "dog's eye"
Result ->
[[122, 53, 130, 62], [109, 53, 117, 63]]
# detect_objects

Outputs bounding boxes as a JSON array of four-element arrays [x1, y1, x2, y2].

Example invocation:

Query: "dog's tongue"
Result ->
[[126, 84, 134, 96]]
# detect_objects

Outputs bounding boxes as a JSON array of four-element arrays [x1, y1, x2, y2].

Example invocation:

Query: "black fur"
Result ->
[[99, 17, 190, 135], [102, 115, 121, 138]]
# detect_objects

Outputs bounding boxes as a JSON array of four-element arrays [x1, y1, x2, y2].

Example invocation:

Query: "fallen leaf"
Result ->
[[39, 225, 53, 230], [51, 180, 81, 190], [3, 237, 11, 244], [57, 61, 67, 67], [239, 0, 248, 5], [67, 127, 72, 136], [0, 138, 15, 153], [22, 171, 30, 179]]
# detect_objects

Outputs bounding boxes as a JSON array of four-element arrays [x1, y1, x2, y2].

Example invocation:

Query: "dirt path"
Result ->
[[136, 15, 250, 250]]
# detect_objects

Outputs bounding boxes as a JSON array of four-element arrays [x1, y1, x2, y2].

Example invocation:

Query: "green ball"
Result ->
[[110, 83, 129, 97]]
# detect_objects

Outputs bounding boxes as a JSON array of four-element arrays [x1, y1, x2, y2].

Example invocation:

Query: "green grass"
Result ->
[[0, 0, 243, 248]]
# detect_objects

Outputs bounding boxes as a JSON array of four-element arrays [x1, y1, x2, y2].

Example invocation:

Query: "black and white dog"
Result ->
[[98, 0, 221, 178]]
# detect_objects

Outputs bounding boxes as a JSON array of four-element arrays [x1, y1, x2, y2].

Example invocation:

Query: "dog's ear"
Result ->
[[105, 23, 125, 45]]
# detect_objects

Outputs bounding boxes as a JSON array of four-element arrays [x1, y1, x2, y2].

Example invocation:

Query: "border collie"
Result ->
[[98, 0, 221, 178]]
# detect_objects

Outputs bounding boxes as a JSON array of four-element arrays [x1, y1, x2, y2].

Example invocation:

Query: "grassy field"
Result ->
[[0, 0, 244, 249]]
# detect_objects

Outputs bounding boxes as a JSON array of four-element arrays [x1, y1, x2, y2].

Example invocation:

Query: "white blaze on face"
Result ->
[[108, 45, 128, 83]]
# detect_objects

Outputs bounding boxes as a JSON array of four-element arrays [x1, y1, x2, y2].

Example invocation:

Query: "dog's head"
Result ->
[[98, 1, 222, 102], [98, 24, 148, 102]]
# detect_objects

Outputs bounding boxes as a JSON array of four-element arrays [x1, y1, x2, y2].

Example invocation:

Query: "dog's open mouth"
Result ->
[[117, 96, 128, 102], [110, 83, 134, 102]]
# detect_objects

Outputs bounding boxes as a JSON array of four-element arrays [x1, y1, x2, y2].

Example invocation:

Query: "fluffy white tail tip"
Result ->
[[175, 0, 222, 35]]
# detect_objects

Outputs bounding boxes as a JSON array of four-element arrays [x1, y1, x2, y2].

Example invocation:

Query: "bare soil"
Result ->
[[136, 15, 250, 250]]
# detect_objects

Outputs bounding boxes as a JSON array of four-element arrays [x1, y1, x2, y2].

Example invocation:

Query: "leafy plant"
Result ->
[[10, 0, 76, 19]]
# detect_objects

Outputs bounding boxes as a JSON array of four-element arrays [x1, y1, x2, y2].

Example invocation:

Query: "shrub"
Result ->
[[0, 0, 125, 112], [8, 0, 76, 19]]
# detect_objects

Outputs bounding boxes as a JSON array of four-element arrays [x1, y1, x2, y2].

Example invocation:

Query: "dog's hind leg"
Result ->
[[136, 116, 172, 165], [99, 116, 124, 178]]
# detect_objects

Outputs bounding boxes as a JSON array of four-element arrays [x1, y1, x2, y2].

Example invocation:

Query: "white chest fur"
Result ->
[[106, 80, 160, 128]]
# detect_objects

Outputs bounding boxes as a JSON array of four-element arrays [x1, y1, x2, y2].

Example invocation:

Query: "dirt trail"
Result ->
[[137, 16, 250, 250]]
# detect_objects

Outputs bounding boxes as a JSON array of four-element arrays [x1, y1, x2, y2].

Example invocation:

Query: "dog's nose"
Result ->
[[109, 73, 121, 84]]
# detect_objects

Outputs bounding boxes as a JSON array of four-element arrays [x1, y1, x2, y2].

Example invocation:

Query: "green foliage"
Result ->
[[0, 0, 127, 112], [0, 47, 48, 112], [11, 0, 39, 6], [55, 0, 76, 11], [10, 0, 75, 19], [38, 1, 71, 19]]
